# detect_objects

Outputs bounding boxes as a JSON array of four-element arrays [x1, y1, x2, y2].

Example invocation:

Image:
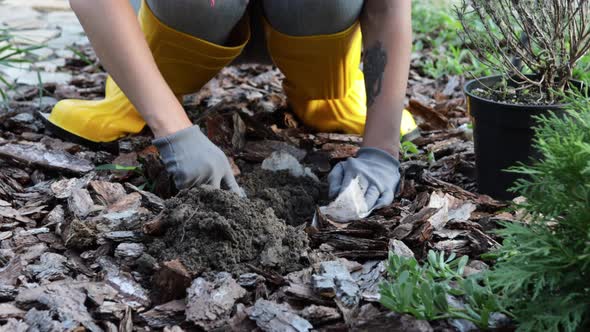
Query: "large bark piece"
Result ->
[[140, 300, 186, 329], [312, 261, 360, 308], [152, 259, 192, 304], [50, 172, 96, 199], [16, 282, 103, 332], [23, 308, 63, 332], [25, 252, 70, 283], [408, 99, 450, 131], [0, 142, 94, 174], [68, 188, 95, 219], [97, 257, 150, 309], [90, 181, 126, 206], [185, 272, 246, 330], [299, 305, 341, 325], [0, 302, 26, 320]]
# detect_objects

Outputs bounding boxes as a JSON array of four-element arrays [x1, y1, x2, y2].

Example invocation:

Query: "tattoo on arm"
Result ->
[[364, 41, 388, 108]]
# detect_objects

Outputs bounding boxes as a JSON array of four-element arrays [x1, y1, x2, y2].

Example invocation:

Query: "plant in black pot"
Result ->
[[456, 0, 590, 199]]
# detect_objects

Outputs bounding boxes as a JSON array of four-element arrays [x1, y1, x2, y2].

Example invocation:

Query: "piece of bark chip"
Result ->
[[140, 300, 186, 329], [0, 302, 26, 320], [16, 282, 103, 332], [0, 142, 94, 174], [185, 272, 246, 330], [68, 188, 95, 219], [152, 259, 192, 304], [299, 305, 341, 325], [247, 299, 313, 332], [90, 181, 126, 206], [312, 261, 360, 308], [25, 252, 70, 282], [97, 257, 150, 309]]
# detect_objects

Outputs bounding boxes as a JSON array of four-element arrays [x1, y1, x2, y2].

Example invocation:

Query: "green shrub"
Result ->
[[487, 92, 590, 332]]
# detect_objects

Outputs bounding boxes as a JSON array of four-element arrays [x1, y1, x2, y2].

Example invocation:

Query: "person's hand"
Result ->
[[328, 147, 400, 211], [153, 125, 244, 195]]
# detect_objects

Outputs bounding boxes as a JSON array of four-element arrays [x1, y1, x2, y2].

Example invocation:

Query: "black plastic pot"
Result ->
[[464, 75, 580, 200]]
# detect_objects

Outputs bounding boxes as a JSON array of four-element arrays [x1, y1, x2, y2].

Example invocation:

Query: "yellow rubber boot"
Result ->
[[264, 19, 417, 138], [401, 109, 419, 140], [48, 0, 249, 143], [264, 19, 365, 134]]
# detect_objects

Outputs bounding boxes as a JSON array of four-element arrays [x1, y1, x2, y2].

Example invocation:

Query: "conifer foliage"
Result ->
[[380, 91, 590, 331], [488, 92, 590, 331]]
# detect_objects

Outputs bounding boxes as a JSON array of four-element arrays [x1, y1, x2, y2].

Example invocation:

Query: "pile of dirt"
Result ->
[[147, 185, 309, 275], [240, 168, 327, 226]]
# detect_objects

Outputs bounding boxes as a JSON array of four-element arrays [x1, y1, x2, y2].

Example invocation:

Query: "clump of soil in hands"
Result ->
[[147, 185, 309, 275], [239, 168, 327, 226]]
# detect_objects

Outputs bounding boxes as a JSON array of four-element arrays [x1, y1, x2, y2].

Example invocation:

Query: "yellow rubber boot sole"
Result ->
[[48, 0, 249, 143]]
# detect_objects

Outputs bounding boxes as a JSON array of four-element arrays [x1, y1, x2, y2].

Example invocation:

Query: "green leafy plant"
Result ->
[[95, 163, 144, 174], [95, 163, 151, 191], [573, 53, 590, 83], [413, 0, 463, 48], [412, 0, 491, 79], [0, 28, 43, 101], [427, 150, 436, 164], [422, 44, 491, 79], [401, 141, 420, 160], [486, 90, 590, 332], [66, 46, 95, 66], [379, 250, 505, 329]]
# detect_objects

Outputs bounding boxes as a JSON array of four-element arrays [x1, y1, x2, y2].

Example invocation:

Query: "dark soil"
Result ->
[[239, 168, 327, 226], [147, 185, 309, 275]]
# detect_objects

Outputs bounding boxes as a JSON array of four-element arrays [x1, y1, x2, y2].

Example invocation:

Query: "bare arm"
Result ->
[[69, 0, 191, 137], [360, 0, 412, 158]]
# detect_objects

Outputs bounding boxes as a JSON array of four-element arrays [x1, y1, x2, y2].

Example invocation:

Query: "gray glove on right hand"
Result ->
[[153, 125, 243, 195], [328, 147, 400, 211]]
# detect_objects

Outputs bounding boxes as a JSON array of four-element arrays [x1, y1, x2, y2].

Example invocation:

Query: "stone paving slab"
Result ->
[[0, 0, 84, 88], [2, 0, 70, 12]]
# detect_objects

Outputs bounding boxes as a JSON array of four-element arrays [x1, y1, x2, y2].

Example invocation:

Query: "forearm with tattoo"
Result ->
[[363, 41, 388, 108], [360, 0, 412, 157]]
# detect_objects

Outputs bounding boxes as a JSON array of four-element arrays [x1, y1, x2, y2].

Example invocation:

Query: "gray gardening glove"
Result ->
[[153, 125, 244, 195], [328, 147, 400, 211]]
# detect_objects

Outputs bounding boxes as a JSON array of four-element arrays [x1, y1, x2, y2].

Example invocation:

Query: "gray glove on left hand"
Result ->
[[153, 125, 243, 195], [328, 147, 400, 211]]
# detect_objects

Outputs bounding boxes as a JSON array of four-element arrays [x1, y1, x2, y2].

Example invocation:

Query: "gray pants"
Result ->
[[143, 0, 364, 48]]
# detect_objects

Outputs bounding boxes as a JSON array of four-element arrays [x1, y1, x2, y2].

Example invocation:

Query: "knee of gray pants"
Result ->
[[262, 0, 364, 36], [130, 0, 141, 12], [146, 0, 249, 45]]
